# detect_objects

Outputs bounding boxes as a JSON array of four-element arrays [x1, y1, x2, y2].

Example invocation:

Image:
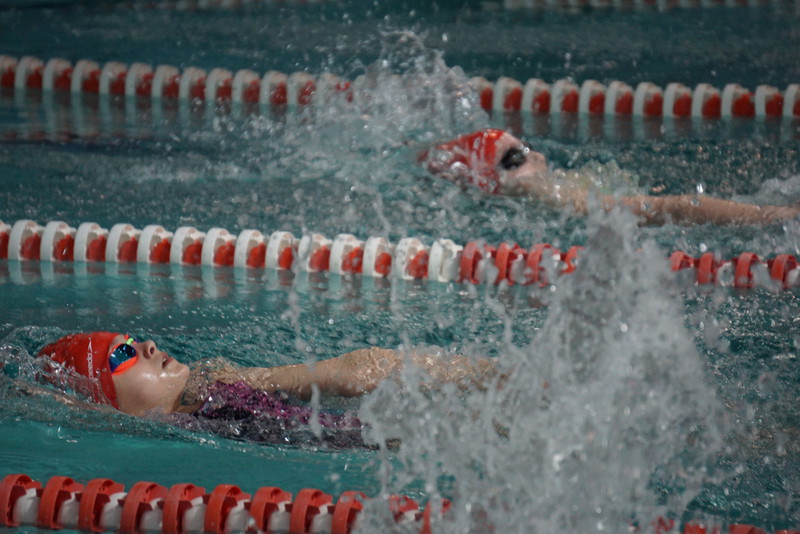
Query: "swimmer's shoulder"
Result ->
[[183, 357, 242, 403]]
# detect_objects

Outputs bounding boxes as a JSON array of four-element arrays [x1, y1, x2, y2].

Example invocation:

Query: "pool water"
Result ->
[[1, 0, 800, 531]]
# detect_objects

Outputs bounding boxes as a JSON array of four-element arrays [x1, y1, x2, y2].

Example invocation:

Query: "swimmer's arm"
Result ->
[[210, 349, 498, 400], [510, 176, 800, 225], [314, 348, 500, 396], [616, 194, 800, 226], [15, 381, 108, 411]]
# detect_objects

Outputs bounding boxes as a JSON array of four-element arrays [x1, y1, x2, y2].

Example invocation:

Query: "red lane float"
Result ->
[[1, 474, 797, 534], [362, 236, 393, 278], [0, 474, 41, 527], [579, 80, 606, 114], [37, 476, 83, 530], [1, 218, 799, 290], [493, 77, 524, 112], [633, 82, 664, 116], [204, 485, 249, 534], [522, 78, 552, 113], [458, 241, 494, 284], [7, 220, 44, 261], [119, 481, 167, 534], [78, 478, 125, 533], [232, 69, 260, 104], [552, 79, 580, 113], [330, 492, 364, 534], [234, 229, 266, 269], [664, 83, 693, 117], [249, 486, 291, 533], [298, 234, 332, 273], [329, 234, 364, 275], [0, 474, 451, 534], [606, 81, 634, 115], [1, 54, 798, 119], [162, 483, 206, 534]]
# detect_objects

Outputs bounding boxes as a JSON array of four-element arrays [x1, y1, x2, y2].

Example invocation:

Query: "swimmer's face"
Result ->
[[493, 132, 548, 192], [425, 130, 548, 194], [109, 335, 190, 416]]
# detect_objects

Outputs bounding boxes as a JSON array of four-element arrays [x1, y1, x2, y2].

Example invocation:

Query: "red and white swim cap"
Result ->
[[420, 129, 506, 194], [38, 332, 121, 407]]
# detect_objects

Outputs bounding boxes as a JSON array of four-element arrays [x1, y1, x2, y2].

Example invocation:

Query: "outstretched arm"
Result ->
[[512, 174, 800, 226], [209, 349, 498, 400], [617, 194, 800, 226]]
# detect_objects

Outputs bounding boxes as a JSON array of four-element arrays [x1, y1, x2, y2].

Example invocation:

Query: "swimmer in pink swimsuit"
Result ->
[[35, 332, 496, 447], [422, 129, 800, 225]]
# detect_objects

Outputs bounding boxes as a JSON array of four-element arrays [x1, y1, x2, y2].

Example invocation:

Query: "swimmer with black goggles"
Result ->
[[422, 129, 800, 225]]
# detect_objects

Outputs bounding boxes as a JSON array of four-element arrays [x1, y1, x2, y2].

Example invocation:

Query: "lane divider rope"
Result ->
[[1, 54, 798, 119], [117, 0, 341, 9], [503, 0, 799, 10], [102, 0, 794, 11], [1, 474, 796, 534], [476, 76, 799, 119], [1, 219, 798, 290], [0, 473, 448, 534]]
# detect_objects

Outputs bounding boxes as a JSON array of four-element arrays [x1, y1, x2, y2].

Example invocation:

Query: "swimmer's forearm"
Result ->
[[407, 352, 500, 391], [512, 172, 799, 225], [235, 364, 318, 400], [534, 190, 799, 225], [331, 348, 501, 393], [17, 382, 106, 411], [241, 349, 500, 399], [617, 194, 800, 226], [200, 358, 339, 400], [230, 350, 401, 400]]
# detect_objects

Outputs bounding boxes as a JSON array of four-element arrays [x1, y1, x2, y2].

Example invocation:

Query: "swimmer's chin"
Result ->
[[499, 169, 557, 198]]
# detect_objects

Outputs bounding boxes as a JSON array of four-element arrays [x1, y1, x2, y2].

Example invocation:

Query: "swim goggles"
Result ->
[[108, 335, 139, 375], [499, 143, 533, 171]]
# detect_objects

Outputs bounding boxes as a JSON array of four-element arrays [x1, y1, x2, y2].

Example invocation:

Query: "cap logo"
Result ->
[[86, 338, 94, 377]]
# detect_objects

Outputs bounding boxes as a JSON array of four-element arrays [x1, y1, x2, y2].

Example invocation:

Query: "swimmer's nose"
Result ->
[[530, 151, 547, 170], [137, 340, 158, 359]]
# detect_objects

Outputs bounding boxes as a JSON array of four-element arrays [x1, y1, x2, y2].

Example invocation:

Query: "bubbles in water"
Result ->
[[359, 206, 727, 532], [735, 174, 800, 207], [266, 31, 487, 178]]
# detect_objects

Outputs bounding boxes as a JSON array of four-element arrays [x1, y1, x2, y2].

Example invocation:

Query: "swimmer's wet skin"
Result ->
[[421, 129, 800, 225]]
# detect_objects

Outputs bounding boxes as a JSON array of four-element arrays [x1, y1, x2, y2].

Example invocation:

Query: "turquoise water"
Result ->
[[1, 0, 800, 531]]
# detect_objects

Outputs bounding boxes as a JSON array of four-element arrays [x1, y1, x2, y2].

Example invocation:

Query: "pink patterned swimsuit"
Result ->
[[171, 381, 369, 449]]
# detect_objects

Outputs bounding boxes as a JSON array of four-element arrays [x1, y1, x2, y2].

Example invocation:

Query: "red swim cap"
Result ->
[[420, 128, 506, 194], [38, 332, 121, 408]]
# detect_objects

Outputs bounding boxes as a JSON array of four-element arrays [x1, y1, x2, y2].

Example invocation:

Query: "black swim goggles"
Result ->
[[500, 143, 533, 171], [108, 335, 139, 375]]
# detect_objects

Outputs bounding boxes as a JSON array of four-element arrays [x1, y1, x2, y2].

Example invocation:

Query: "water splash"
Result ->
[[734, 173, 800, 207], [244, 31, 487, 188], [359, 205, 727, 532]]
